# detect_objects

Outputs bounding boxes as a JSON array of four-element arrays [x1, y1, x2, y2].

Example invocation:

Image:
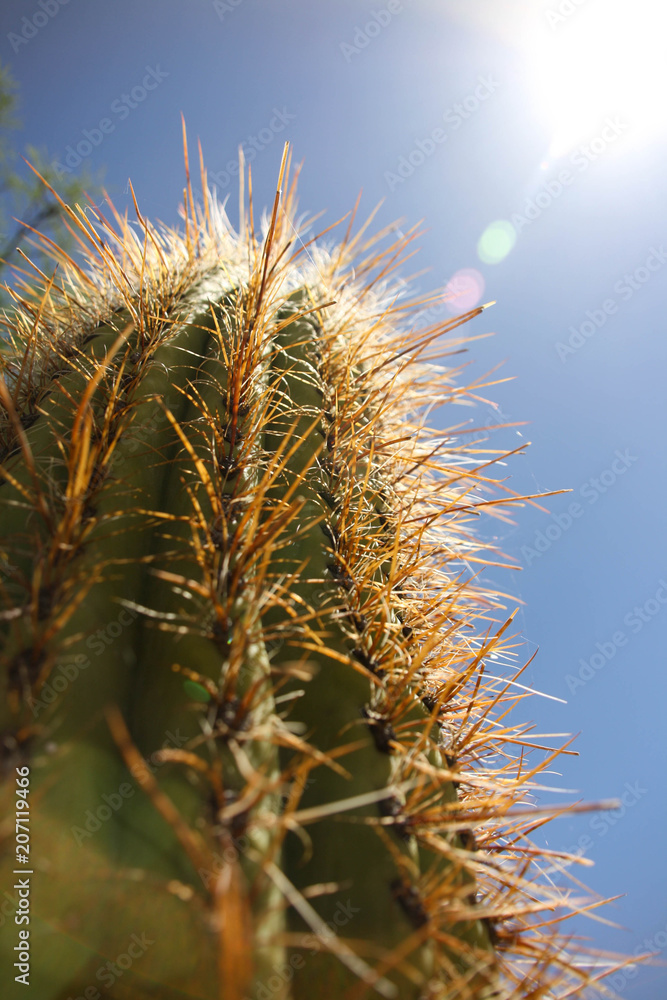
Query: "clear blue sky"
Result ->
[[1, 1, 665, 995]]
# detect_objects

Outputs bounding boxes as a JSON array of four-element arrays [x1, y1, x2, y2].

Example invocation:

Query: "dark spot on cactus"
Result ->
[[89, 466, 109, 492], [444, 753, 461, 790], [0, 728, 32, 776], [395, 609, 413, 640], [209, 517, 228, 551], [217, 492, 239, 518], [316, 488, 338, 512], [421, 693, 437, 713], [352, 647, 379, 673], [327, 561, 353, 591], [8, 648, 46, 693], [375, 508, 391, 530], [483, 918, 503, 948], [362, 707, 396, 754], [81, 502, 97, 523], [339, 609, 371, 638], [459, 828, 477, 852], [228, 803, 250, 841], [319, 522, 338, 549], [209, 694, 249, 739], [378, 795, 410, 841], [129, 351, 142, 365], [211, 616, 233, 649], [217, 695, 241, 726], [390, 877, 429, 928], [319, 456, 342, 477], [223, 421, 243, 445], [20, 411, 39, 430], [349, 611, 367, 634], [326, 429, 336, 452], [216, 450, 240, 478], [36, 583, 59, 620]]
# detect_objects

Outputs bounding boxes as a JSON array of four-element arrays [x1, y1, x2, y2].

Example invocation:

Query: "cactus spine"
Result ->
[[0, 139, 610, 999]]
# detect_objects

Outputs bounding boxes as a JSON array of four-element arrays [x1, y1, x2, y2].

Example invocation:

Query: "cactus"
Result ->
[[0, 138, 615, 1000]]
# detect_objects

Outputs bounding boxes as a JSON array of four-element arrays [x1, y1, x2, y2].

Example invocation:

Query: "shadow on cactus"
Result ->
[[0, 132, 627, 999]]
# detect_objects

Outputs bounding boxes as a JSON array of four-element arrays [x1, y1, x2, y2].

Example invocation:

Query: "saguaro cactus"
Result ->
[[0, 139, 612, 999]]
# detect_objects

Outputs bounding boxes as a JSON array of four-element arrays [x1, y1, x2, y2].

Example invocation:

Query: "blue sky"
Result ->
[[1, 0, 665, 995]]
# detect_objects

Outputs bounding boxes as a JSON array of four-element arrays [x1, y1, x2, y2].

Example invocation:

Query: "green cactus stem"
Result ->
[[0, 138, 619, 1000]]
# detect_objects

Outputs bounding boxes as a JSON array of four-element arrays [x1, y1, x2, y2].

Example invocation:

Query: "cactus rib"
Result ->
[[0, 139, 622, 1000]]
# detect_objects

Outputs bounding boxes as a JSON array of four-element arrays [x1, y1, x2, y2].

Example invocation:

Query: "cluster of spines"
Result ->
[[0, 137, 627, 999]]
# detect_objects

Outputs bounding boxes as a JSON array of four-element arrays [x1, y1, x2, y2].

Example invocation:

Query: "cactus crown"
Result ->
[[0, 134, 620, 999]]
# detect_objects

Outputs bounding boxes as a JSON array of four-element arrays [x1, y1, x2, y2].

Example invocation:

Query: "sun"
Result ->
[[525, 0, 667, 158]]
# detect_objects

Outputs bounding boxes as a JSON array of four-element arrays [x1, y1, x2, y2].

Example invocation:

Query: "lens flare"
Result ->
[[444, 268, 486, 314], [527, 0, 667, 156], [477, 221, 516, 265]]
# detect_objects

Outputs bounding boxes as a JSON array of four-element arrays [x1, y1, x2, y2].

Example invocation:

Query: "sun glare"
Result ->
[[526, 0, 667, 158]]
